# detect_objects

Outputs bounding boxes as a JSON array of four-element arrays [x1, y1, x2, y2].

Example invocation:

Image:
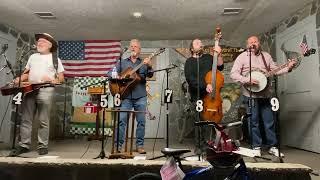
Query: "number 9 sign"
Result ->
[[270, 97, 279, 112]]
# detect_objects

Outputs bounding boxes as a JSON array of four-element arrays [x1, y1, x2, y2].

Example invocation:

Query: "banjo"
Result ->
[[244, 60, 294, 93]]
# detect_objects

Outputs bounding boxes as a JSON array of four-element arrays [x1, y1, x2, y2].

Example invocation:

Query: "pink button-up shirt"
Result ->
[[230, 51, 289, 98]]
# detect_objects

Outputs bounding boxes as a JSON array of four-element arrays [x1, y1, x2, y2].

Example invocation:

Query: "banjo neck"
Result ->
[[265, 61, 290, 77]]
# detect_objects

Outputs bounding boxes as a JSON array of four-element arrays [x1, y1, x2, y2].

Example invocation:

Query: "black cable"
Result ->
[[80, 136, 109, 159], [0, 96, 12, 136], [151, 72, 166, 158], [80, 141, 92, 159]]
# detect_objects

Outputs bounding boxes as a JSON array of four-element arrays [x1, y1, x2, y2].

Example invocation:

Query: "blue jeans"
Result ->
[[243, 96, 277, 148], [117, 96, 147, 148]]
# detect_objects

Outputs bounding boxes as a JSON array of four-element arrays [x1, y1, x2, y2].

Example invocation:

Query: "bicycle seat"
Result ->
[[161, 148, 191, 157]]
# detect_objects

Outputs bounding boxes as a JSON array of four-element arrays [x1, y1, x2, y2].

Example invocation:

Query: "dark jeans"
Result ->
[[117, 96, 147, 148], [243, 96, 277, 148]]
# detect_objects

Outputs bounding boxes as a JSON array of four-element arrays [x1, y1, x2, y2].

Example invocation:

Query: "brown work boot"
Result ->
[[137, 147, 146, 154]]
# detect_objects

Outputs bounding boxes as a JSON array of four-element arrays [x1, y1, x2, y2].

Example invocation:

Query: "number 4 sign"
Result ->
[[13, 92, 23, 105], [164, 89, 173, 103]]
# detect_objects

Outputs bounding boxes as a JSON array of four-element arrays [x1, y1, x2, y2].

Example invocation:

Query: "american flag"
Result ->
[[299, 35, 309, 56], [58, 40, 121, 77]]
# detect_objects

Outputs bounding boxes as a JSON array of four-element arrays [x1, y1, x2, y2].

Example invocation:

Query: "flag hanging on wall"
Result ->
[[58, 40, 121, 78], [299, 35, 309, 56]]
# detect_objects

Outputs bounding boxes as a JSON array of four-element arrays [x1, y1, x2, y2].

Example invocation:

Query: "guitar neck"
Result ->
[[130, 53, 156, 74]]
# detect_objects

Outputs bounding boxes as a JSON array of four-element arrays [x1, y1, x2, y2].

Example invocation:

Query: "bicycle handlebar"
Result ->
[[194, 121, 242, 130]]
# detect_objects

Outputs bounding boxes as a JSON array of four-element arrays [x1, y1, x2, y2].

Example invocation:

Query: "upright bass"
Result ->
[[201, 27, 224, 123]]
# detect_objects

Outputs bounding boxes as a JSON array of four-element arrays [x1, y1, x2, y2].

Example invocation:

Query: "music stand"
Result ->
[[82, 78, 134, 159], [108, 109, 146, 159]]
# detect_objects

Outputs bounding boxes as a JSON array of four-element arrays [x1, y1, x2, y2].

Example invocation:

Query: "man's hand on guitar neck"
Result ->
[[143, 57, 152, 68]]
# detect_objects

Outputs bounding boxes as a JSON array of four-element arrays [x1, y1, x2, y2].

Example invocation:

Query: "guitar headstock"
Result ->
[[214, 26, 222, 41], [150, 48, 166, 58]]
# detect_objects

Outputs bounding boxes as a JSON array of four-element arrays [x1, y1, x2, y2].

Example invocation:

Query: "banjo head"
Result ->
[[245, 71, 268, 93]]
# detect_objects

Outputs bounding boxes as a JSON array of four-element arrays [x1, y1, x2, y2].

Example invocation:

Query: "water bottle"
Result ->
[[111, 66, 118, 79]]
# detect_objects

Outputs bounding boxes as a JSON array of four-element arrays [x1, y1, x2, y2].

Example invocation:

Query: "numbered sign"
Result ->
[[196, 100, 203, 112], [13, 92, 23, 105], [114, 93, 121, 107], [100, 93, 122, 108], [270, 97, 279, 112], [164, 89, 173, 103], [100, 95, 108, 108]]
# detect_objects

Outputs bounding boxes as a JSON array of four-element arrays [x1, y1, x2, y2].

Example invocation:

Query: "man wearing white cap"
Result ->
[[10, 33, 65, 156]]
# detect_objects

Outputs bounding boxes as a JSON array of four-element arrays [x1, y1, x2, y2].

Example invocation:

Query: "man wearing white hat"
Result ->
[[10, 33, 65, 156]]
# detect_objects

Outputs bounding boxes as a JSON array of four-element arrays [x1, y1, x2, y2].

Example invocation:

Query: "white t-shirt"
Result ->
[[25, 53, 65, 83]]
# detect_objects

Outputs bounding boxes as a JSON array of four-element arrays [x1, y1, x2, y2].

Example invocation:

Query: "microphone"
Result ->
[[0, 44, 8, 55], [123, 47, 128, 53], [170, 63, 178, 68], [246, 45, 256, 51], [30, 44, 37, 50]]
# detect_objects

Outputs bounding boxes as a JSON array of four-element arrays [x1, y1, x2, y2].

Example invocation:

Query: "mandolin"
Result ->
[[201, 27, 224, 123]]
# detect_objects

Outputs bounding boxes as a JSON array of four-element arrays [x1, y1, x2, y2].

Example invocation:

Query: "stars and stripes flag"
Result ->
[[299, 35, 309, 55], [58, 40, 121, 77]]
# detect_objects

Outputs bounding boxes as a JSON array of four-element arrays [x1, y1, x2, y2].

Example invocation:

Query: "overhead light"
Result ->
[[222, 8, 243, 15], [34, 12, 56, 19], [132, 12, 143, 18]]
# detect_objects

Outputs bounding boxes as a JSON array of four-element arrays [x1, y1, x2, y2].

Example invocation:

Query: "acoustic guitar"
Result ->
[[109, 48, 165, 97], [201, 27, 224, 123], [1, 82, 60, 96]]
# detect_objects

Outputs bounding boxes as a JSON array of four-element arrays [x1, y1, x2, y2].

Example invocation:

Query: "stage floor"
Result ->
[[0, 138, 319, 179]]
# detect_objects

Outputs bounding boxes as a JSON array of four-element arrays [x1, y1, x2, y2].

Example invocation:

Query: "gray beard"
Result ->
[[131, 51, 137, 57]]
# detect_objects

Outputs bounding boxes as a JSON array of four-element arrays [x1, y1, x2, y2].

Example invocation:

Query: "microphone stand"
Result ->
[[247, 47, 254, 150], [247, 48, 271, 161], [148, 64, 177, 160], [196, 53, 202, 161], [9, 44, 33, 153], [272, 75, 284, 163], [81, 78, 111, 159], [0, 44, 15, 77]]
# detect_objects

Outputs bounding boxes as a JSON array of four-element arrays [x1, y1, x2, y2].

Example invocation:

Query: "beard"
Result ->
[[193, 47, 204, 55], [131, 51, 137, 57], [254, 46, 262, 55]]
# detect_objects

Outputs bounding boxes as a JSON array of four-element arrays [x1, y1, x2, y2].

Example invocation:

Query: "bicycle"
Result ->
[[128, 120, 253, 180]]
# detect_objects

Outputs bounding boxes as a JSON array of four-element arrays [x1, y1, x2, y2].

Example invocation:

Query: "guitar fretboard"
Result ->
[[130, 49, 164, 75]]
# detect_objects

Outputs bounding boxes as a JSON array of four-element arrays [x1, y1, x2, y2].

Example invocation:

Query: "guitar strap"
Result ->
[[52, 52, 59, 78], [260, 52, 271, 72]]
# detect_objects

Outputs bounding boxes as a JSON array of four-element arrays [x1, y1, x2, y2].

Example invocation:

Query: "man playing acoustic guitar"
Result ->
[[10, 33, 64, 156], [230, 36, 296, 157], [108, 39, 153, 154]]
